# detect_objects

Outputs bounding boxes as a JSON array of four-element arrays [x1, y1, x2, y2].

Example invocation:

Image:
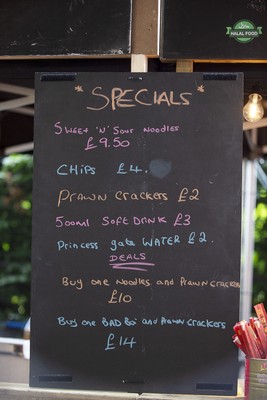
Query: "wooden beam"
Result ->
[[176, 60, 193, 72], [0, 82, 34, 96], [194, 59, 267, 64], [131, 0, 158, 57], [0, 95, 34, 111], [243, 117, 267, 131]]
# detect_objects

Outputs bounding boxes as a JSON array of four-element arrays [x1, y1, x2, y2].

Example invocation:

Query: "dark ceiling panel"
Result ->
[[0, 112, 33, 150], [161, 0, 267, 60], [0, 0, 132, 57]]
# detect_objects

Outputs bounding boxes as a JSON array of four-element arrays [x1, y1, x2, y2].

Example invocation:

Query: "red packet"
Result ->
[[254, 303, 267, 335], [254, 319, 267, 358], [246, 324, 262, 359]]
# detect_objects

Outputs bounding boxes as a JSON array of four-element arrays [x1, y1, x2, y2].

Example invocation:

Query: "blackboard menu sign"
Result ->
[[0, 0, 131, 57], [161, 0, 267, 60], [30, 72, 243, 396]]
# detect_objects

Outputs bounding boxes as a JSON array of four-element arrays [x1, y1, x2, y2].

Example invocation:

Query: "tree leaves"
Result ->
[[0, 154, 32, 322]]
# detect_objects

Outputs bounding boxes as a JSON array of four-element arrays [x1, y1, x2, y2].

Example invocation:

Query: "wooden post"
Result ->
[[131, 54, 148, 72], [176, 59, 194, 72], [131, 0, 158, 57]]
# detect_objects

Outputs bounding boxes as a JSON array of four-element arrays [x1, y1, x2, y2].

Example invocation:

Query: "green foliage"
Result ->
[[0, 154, 33, 322], [253, 161, 267, 307]]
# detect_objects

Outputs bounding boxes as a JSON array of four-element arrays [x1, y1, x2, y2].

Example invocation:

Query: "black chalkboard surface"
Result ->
[[161, 0, 267, 60], [30, 72, 243, 395], [0, 0, 131, 56]]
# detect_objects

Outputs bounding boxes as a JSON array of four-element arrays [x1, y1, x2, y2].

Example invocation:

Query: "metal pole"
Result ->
[[240, 158, 257, 322]]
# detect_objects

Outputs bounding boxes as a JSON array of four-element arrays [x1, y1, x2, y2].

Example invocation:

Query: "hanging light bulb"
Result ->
[[243, 93, 264, 123]]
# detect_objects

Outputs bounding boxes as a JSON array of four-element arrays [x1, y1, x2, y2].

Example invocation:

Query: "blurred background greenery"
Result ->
[[0, 154, 32, 324], [254, 160, 267, 306]]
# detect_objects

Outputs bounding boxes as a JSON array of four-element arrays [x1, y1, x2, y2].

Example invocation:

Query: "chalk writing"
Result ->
[[109, 253, 156, 271], [109, 253, 146, 262], [90, 279, 110, 286], [156, 279, 174, 286], [188, 231, 207, 244], [173, 213, 191, 226], [57, 190, 107, 207], [101, 317, 137, 327], [143, 125, 179, 133], [114, 191, 168, 201], [108, 290, 132, 304], [81, 320, 96, 327], [57, 240, 98, 251], [110, 238, 135, 251], [160, 317, 185, 326], [105, 333, 137, 351], [180, 276, 240, 288], [187, 319, 226, 329], [116, 163, 143, 174], [112, 126, 134, 135], [57, 317, 78, 328], [56, 189, 204, 206], [57, 164, 96, 175], [178, 187, 200, 202], [85, 136, 130, 151], [54, 122, 89, 135], [115, 278, 151, 287], [85, 86, 192, 111], [59, 276, 240, 290], [55, 315, 227, 331], [101, 215, 168, 226], [110, 262, 155, 272], [133, 216, 167, 225], [56, 216, 90, 228], [102, 216, 129, 226], [142, 235, 180, 247], [62, 277, 83, 290]]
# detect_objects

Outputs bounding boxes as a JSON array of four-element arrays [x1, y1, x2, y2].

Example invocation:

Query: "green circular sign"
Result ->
[[233, 20, 258, 43]]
